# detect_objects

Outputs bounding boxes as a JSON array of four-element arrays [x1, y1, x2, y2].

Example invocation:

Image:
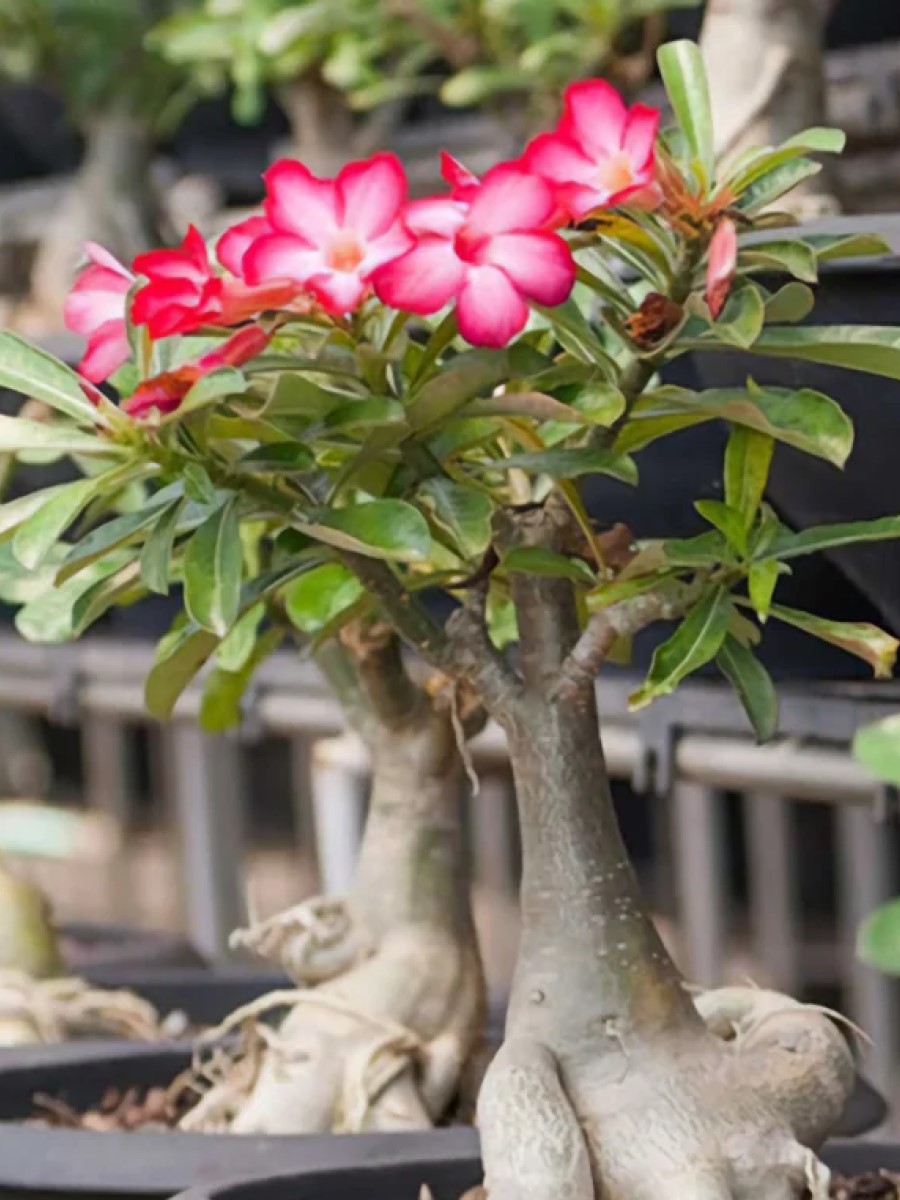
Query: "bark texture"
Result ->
[[182, 631, 486, 1134], [701, 0, 841, 217]]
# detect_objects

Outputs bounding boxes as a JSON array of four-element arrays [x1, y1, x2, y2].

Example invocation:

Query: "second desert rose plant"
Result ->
[[2, 35, 900, 1191]]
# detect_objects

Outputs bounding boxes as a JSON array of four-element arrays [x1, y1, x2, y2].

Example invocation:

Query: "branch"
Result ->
[[553, 580, 705, 703]]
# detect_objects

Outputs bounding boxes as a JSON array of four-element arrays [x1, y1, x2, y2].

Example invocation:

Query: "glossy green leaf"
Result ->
[[725, 426, 774, 530], [858, 899, 900, 975], [183, 498, 243, 636], [464, 390, 601, 425], [0, 414, 116, 457], [200, 627, 282, 734], [615, 410, 710, 454], [216, 603, 265, 673], [13, 474, 115, 571], [748, 325, 900, 380], [176, 367, 245, 418], [662, 530, 729, 566], [748, 558, 781, 619], [736, 159, 822, 214], [139, 498, 183, 596], [586, 568, 679, 612], [740, 240, 818, 283], [418, 478, 492, 559], [484, 445, 637, 483], [657, 40, 714, 186], [323, 396, 405, 432], [710, 285, 766, 347], [803, 232, 891, 263], [284, 563, 365, 633], [727, 128, 844, 195], [0, 485, 70, 542], [502, 546, 596, 585], [716, 634, 779, 742], [238, 442, 315, 473], [15, 551, 133, 644], [694, 499, 747, 550], [759, 514, 900, 562], [763, 282, 815, 324], [57, 485, 181, 584], [769, 604, 898, 677], [629, 586, 732, 708], [145, 624, 221, 720], [302, 500, 431, 561], [533, 299, 618, 371], [407, 349, 528, 432], [853, 714, 900, 787], [0, 332, 101, 426]]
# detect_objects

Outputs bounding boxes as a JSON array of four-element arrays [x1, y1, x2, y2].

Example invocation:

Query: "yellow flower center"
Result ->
[[326, 230, 365, 272], [597, 152, 636, 195]]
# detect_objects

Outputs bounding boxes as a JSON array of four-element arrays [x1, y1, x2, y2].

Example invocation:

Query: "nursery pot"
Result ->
[[172, 1140, 900, 1200], [63, 924, 206, 974], [0, 1028, 883, 1199]]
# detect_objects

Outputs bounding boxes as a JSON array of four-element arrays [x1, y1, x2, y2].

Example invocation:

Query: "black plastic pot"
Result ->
[[63, 924, 207, 974], [72, 965, 289, 1024], [175, 1141, 900, 1200], [0, 1031, 884, 1199]]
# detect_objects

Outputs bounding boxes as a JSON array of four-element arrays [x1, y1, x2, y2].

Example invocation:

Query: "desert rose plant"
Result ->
[[1, 35, 900, 1180]]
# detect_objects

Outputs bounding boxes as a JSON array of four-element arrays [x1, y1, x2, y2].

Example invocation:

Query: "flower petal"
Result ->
[[466, 165, 557, 236], [83, 242, 132, 280], [263, 159, 337, 245], [562, 79, 628, 156], [358, 220, 414, 274], [623, 104, 660, 170], [63, 269, 129, 333], [440, 152, 480, 198], [373, 240, 465, 314], [522, 133, 596, 189], [307, 270, 368, 315], [706, 217, 738, 319], [404, 196, 467, 238], [455, 265, 529, 347], [242, 234, 325, 286], [483, 231, 575, 306], [337, 153, 407, 239], [78, 320, 131, 384], [217, 215, 273, 278]]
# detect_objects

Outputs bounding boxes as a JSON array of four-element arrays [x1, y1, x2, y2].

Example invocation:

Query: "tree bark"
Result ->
[[700, 0, 841, 217], [28, 104, 165, 321]]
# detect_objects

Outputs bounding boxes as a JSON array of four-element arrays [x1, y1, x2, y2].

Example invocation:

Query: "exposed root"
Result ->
[[0, 971, 182, 1045], [228, 896, 365, 985], [479, 986, 856, 1200]]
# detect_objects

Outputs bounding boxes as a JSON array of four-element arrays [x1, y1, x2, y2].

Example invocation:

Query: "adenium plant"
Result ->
[[1, 36, 900, 1187]]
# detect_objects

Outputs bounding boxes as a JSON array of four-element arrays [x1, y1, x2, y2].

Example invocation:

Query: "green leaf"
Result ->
[[759, 514, 900, 562], [854, 714, 900, 788], [145, 625, 221, 720], [586, 568, 679, 612], [747, 325, 900, 381], [710, 285, 766, 347], [440, 66, 524, 106], [662, 530, 729, 566], [407, 349, 527, 432], [657, 40, 714, 187], [764, 282, 815, 324], [216, 603, 264, 673], [57, 486, 181, 583], [418, 478, 492, 559], [615, 410, 711, 454], [740, 240, 819, 283], [139, 498, 183, 595], [804, 233, 891, 263], [748, 558, 781, 619], [483, 445, 638, 483], [267, 373, 356, 418], [13, 473, 116, 571], [725, 425, 774, 531], [183, 498, 243, 636], [502, 546, 596, 586], [716, 634, 779, 742], [533, 299, 618, 371], [284, 562, 365, 634], [183, 463, 217, 506], [176, 367, 245, 417], [0, 485, 70, 541], [694, 499, 747, 550], [464, 390, 606, 426], [736, 158, 822, 214], [15, 552, 133, 644], [629, 586, 732, 708], [238, 442, 315, 473], [0, 332, 102, 426], [0, 413, 117, 456], [728, 127, 845, 194], [769, 604, 898, 677], [302, 500, 431, 562], [858, 898, 900, 976], [200, 627, 282, 734], [323, 396, 405, 433]]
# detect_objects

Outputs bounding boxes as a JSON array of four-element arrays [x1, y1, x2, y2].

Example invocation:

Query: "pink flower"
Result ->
[[523, 79, 660, 222], [373, 163, 575, 348], [63, 244, 134, 383], [242, 153, 413, 316], [132, 225, 299, 339], [216, 215, 274, 280], [122, 325, 271, 421], [440, 152, 480, 201], [705, 217, 738, 319]]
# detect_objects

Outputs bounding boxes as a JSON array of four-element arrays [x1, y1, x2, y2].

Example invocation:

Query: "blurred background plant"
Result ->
[[855, 715, 900, 976], [0, 0, 193, 320]]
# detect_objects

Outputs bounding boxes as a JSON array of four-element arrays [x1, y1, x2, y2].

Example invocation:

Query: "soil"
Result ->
[[28, 1072, 202, 1132], [831, 1174, 900, 1200]]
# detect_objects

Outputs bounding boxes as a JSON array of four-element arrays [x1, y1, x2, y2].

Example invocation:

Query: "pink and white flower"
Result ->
[[63, 243, 133, 383], [523, 79, 660, 222], [242, 153, 413, 316], [132, 225, 300, 339], [373, 163, 575, 348]]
